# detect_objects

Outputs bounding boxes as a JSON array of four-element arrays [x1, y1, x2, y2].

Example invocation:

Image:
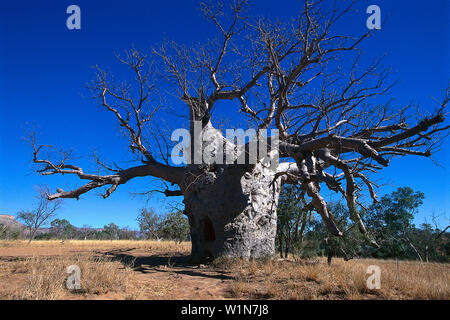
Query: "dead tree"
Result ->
[[17, 186, 62, 244], [29, 1, 449, 262]]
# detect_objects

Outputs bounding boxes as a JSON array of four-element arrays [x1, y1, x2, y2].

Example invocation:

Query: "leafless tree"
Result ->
[[29, 1, 449, 261], [17, 186, 62, 244], [422, 213, 449, 262]]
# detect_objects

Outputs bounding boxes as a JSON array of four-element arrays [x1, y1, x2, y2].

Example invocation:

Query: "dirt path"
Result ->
[[99, 247, 235, 299]]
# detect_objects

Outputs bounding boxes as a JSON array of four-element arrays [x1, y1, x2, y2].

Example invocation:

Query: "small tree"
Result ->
[[159, 211, 190, 244], [137, 208, 163, 240], [276, 185, 312, 258], [303, 202, 363, 264], [365, 187, 425, 260], [17, 186, 62, 244], [103, 222, 120, 240], [50, 218, 75, 240], [409, 222, 450, 262]]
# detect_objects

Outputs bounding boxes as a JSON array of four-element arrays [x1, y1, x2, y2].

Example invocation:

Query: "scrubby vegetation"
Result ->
[[276, 187, 449, 263], [225, 257, 450, 300], [2, 208, 190, 243]]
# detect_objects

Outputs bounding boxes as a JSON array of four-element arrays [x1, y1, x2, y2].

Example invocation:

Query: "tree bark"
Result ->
[[28, 229, 37, 245], [182, 162, 283, 263]]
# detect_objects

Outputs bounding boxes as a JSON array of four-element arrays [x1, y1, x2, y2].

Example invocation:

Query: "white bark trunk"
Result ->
[[183, 162, 282, 262]]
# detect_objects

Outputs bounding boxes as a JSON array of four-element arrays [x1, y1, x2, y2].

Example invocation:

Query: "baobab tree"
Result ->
[[29, 1, 449, 262]]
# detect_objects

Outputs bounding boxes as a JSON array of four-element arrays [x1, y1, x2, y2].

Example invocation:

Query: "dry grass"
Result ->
[[3, 253, 135, 299], [220, 257, 450, 300], [0, 239, 191, 252], [0, 240, 191, 300]]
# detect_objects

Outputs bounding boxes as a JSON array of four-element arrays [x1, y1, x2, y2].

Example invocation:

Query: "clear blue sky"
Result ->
[[0, 0, 448, 229]]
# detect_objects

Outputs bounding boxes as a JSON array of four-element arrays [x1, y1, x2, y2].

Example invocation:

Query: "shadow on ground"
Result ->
[[96, 248, 234, 281]]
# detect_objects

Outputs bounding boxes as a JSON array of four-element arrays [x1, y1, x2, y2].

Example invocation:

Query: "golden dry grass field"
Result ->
[[0, 240, 448, 300]]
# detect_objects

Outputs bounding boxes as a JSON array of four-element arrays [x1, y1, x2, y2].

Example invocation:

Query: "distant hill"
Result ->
[[0, 215, 25, 231]]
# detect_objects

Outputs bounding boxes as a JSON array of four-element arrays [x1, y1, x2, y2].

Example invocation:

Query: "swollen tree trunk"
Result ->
[[182, 162, 282, 263]]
